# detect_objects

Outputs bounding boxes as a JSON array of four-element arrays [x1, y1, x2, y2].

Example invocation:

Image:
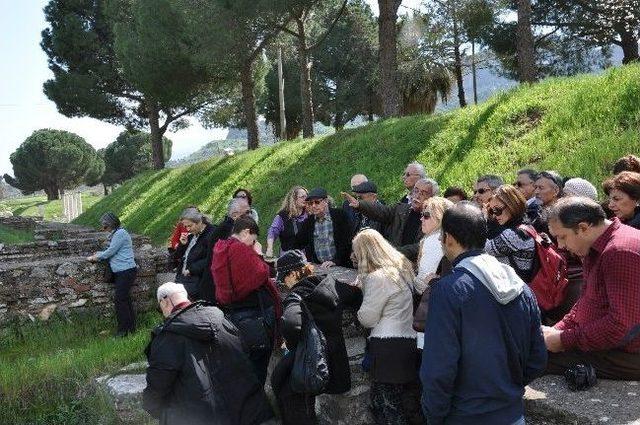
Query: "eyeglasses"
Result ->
[[473, 188, 491, 195], [421, 211, 431, 220], [514, 181, 531, 188], [235, 194, 248, 199], [306, 199, 324, 206], [353, 194, 364, 200], [489, 206, 505, 216], [403, 172, 420, 178]]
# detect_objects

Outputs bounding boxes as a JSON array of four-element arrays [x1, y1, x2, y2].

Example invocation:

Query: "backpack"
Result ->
[[289, 293, 330, 395], [518, 225, 569, 311]]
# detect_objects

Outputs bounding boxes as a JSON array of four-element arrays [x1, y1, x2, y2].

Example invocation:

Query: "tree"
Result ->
[[378, 0, 403, 117], [102, 131, 172, 187], [534, 0, 640, 64], [516, 0, 537, 82], [3, 130, 103, 200], [41, 0, 212, 170], [279, 0, 350, 138]]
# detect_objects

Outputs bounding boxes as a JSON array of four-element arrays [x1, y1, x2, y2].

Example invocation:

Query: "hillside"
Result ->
[[75, 65, 640, 245]]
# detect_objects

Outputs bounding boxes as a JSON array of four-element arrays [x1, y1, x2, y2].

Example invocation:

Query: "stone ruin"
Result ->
[[0, 216, 169, 324]]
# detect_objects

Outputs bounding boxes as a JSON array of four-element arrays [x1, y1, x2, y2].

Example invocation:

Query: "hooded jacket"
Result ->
[[420, 251, 547, 425], [143, 302, 274, 425]]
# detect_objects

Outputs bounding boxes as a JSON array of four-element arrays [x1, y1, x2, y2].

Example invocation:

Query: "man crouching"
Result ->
[[143, 282, 275, 425]]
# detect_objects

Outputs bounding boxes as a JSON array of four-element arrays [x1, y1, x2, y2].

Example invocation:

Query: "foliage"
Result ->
[[102, 131, 172, 186], [0, 309, 159, 424], [75, 65, 640, 246], [0, 194, 102, 221], [3, 130, 103, 201], [0, 225, 34, 244]]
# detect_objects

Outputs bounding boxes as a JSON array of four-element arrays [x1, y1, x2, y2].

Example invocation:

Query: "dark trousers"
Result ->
[[370, 381, 423, 425], [546, 349, 640, 380], [272, 354, 317, 425], [113, 267, 137, 334]]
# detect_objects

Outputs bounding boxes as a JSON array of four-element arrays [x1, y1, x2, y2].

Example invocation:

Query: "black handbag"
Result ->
[[290, 293, 330, 395], [103, 262, 115, 283]]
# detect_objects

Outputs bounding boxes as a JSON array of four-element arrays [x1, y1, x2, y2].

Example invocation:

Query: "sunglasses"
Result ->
[[514, 181, 531, 188], [421, 211, 431, 220], [306, 199, 324, 206], [235, 194, 248, 198], [489, 206, 505, 216], [473, 188, 491, 195]]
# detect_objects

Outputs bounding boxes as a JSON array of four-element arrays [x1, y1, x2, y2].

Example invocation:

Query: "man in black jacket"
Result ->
[[294, 187, 353, 267], [143, 282, 274, 425]]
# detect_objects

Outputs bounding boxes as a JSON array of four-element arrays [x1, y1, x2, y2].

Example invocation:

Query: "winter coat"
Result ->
[[274, 275, 362, 395], [173, 223, 217, 301], [142, 302, 274, 425], [356, 201, 422, 262], [294, 208, 353, 267]]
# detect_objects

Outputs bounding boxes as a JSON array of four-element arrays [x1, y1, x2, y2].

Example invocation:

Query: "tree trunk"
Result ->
[[334, 111, 345, 132], [378, 0, 401, 118], [296, 18, 315, 138], [619, 28, 640, 64], [452, 16, 467, 108], [44, 183, 59, 201], [471, 40, 478, 105], [240, 60, 260, 150], [103, 183, 109, 196], [516, 0, 537, 83], [148, 103, 165, 170], [277, 48, 287, 141]]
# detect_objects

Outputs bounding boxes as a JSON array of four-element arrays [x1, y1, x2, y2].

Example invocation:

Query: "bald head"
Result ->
[[350, 174, 368, 189]]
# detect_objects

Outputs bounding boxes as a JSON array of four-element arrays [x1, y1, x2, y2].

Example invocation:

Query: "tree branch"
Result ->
[[308, 0, 349, 51]]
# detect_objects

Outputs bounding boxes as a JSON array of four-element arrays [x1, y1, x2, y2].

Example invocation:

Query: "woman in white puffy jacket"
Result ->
[[353, 229, 421, 425]]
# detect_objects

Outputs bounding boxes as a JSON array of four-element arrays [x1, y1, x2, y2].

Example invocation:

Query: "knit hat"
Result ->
[[352, 181, 378, 194], [563, 178, 598, 201], [275, 250, 308, 283], [100, 212, 120, 229]]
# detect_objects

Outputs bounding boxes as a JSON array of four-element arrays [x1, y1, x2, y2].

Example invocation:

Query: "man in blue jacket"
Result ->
[[420, 202, 547, 425]]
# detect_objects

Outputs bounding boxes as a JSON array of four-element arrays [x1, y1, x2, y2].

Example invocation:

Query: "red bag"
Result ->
[[519, 225, 569, 311]]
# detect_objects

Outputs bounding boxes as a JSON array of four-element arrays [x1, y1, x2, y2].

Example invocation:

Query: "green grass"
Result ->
[[75, 65, 640, 245], [0, 310, 161, 425], [0, 193, 103, 221], [0, 224, 34, 244]]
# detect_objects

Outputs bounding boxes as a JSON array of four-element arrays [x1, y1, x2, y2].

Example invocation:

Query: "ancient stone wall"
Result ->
[[0, 217, 169, 325]]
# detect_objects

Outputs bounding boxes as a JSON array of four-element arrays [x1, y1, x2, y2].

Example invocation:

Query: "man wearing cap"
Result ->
[[294, 188, 353, 268], [342, 174, 369, 232], [143, 282, 274, 425], [343, 178, 438, 262], [350, 181, 384, 234]]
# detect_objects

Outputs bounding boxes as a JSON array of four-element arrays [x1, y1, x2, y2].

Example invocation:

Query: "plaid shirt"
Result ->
[[556, 219, 640, 353], [313, 212, 337, 263]]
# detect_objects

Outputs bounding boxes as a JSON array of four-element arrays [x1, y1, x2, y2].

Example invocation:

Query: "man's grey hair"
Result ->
[[407, 161, 427, 178], [156, 282, 188, 303], [180, 208, 206, 223], [477, 174, 504, 189], [227, 198, 249, 215], [416, 178, 440, 195]]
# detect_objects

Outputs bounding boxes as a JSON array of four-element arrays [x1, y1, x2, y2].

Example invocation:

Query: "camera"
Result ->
[[564, 363, 597, 391]]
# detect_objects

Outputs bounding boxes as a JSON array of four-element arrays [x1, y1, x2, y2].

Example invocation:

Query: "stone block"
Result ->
[[69, 299, 88, 308], [56, 262, 79, 277], [38, 304, 57, 321]]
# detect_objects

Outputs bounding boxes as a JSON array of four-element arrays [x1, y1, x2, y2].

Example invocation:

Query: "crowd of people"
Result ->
[[93, 154, 640, 425]]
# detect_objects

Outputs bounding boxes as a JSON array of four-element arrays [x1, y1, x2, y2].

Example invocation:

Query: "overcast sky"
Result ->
[[0, 0, 423, 177]]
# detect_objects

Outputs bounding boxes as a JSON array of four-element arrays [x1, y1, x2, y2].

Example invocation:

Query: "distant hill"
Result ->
[[76, 65, 640, 245]]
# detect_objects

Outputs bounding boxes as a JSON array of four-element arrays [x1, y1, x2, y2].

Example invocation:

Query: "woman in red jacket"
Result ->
[[211, 216, 281, 386]]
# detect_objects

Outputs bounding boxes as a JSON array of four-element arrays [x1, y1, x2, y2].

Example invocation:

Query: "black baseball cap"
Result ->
[[352, 181, 377, 194], [306, 188, 328, 200]]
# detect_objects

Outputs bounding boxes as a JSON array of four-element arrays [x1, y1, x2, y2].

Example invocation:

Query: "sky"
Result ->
[[0, 0, 423, 177]]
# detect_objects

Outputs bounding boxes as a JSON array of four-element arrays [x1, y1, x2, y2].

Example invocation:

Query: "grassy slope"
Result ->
[[0, 225, 34, 244], [0, 194, 102, 221], [76, 65, 640, 245]]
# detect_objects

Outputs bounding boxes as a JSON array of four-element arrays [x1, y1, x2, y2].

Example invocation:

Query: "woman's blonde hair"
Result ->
[[352, 229, 415, 288], [280, 186, 307, 218], [422, 196, 454, 235]]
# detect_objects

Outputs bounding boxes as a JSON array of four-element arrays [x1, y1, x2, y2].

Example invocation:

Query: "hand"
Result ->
[[320, 261, 335, 268], [253, 240, 263, 255], [423, 272, 439, 286], [542, 325, 565, 353], [341, 192, 359, 208], [86, 255, 98, 262], [182, 269, 191, 277], [179, 232, 189, 245]]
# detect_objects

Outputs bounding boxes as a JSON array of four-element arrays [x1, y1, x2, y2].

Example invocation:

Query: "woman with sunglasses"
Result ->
[[265, 186, 308, 258], [484, 185, 536, 282], [414, 197, 455, 296]]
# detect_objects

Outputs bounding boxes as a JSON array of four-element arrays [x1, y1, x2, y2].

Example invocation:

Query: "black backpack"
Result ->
[[289, 294, 330, 395]]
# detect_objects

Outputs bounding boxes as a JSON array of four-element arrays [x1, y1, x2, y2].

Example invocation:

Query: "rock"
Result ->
[[30, 297, 49, 305], [156, 272, 175, 286], [56, 262, 79, 277], [69, 299, 88, 308], [96, 373, 150, 424], [38, 304, 57, 321], [524, 375, 640, 424], [29, 268, 50, 279], [139, 244, 153, 252]]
